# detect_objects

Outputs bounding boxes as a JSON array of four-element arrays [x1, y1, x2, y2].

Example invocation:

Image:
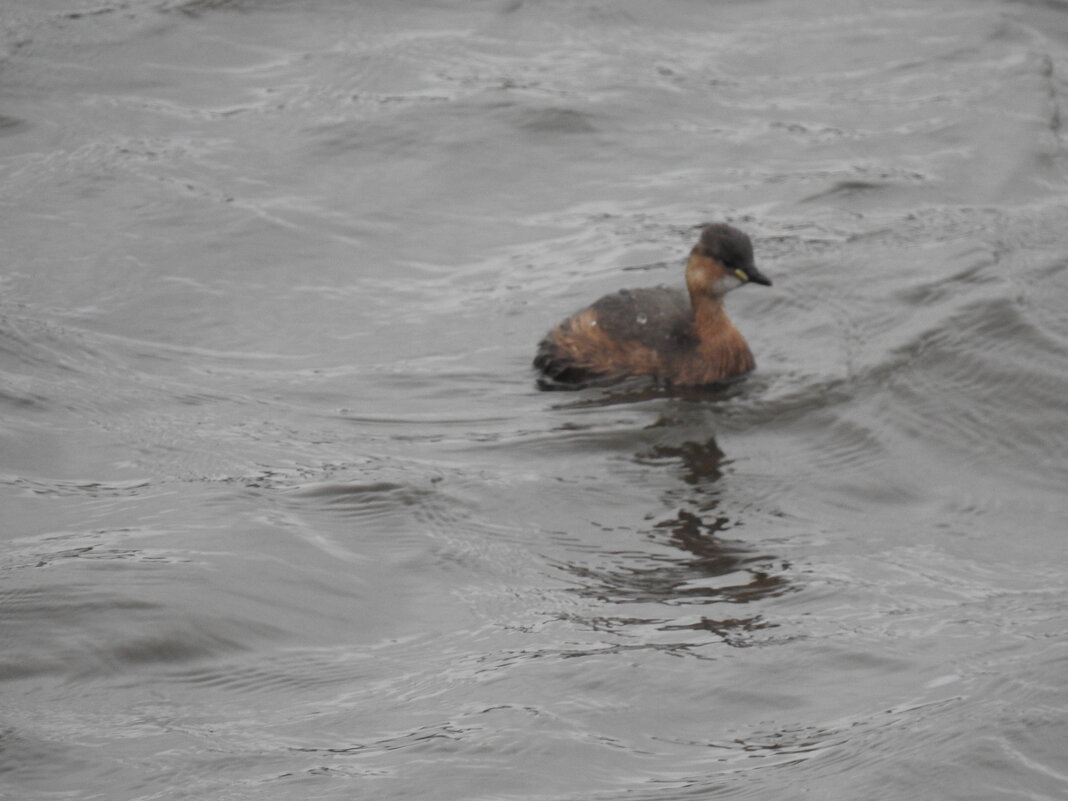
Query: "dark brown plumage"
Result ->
[[534, 223, 771, 388]]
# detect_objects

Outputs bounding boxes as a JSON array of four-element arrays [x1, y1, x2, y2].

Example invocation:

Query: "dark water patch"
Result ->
[[162, 645, 392, 696], [0, 581, 159, 680], [0, 573, 264, 678], [160, 0, 255, 16], [0, 723, 93, 788], [0, 515, 348, 681], [798, 177, 924, 205], [0, 310, 113, 381], [515, 105, 599, 134], [2, 475, 153, 499], [0, 531, 198, 574], [284, 479, 435, 513], [0, 114, 27, 136]]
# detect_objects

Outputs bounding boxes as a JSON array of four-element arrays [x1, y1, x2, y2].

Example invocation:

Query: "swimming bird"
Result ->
[[534, 223, 771, 388]]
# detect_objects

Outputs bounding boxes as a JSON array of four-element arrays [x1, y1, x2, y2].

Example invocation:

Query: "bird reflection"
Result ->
[[555, 434, 792, 651]]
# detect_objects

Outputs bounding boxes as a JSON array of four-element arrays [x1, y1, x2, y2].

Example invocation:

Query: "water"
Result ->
[[2, 0, 1068, 798]]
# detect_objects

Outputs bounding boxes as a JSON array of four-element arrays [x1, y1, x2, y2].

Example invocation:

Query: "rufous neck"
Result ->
[[690, 290, 726, 325]]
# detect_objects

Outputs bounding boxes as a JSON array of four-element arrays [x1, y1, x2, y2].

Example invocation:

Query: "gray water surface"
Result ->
[[2, 1, 1068, 799]]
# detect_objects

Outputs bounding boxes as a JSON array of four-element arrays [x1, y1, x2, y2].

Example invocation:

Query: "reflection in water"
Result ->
[[555, 435, 792, 650], [545, 377, 751, 409]]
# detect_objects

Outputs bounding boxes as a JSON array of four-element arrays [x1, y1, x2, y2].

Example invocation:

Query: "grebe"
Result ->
[[534, 223, 771, 388]]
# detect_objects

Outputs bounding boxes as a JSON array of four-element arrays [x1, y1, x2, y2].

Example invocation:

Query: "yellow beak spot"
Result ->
[[733, 269, 749, 282]]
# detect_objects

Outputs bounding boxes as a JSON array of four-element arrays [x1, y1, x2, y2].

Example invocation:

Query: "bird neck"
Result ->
[[690, 291, 728, 333], [690, 291, 752, 370]]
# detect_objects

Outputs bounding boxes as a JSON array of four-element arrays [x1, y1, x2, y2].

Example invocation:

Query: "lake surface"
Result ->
[[2, 0, 1068, 799]]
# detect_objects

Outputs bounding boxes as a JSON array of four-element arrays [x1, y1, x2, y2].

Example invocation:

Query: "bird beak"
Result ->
[[734, 265, 772, 287]]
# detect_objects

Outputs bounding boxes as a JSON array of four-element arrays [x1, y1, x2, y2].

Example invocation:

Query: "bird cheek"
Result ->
[[712, 274, 744, 295]]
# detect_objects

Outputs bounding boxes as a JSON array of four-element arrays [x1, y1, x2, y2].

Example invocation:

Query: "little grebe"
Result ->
[[534, 223, 771, 387]]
